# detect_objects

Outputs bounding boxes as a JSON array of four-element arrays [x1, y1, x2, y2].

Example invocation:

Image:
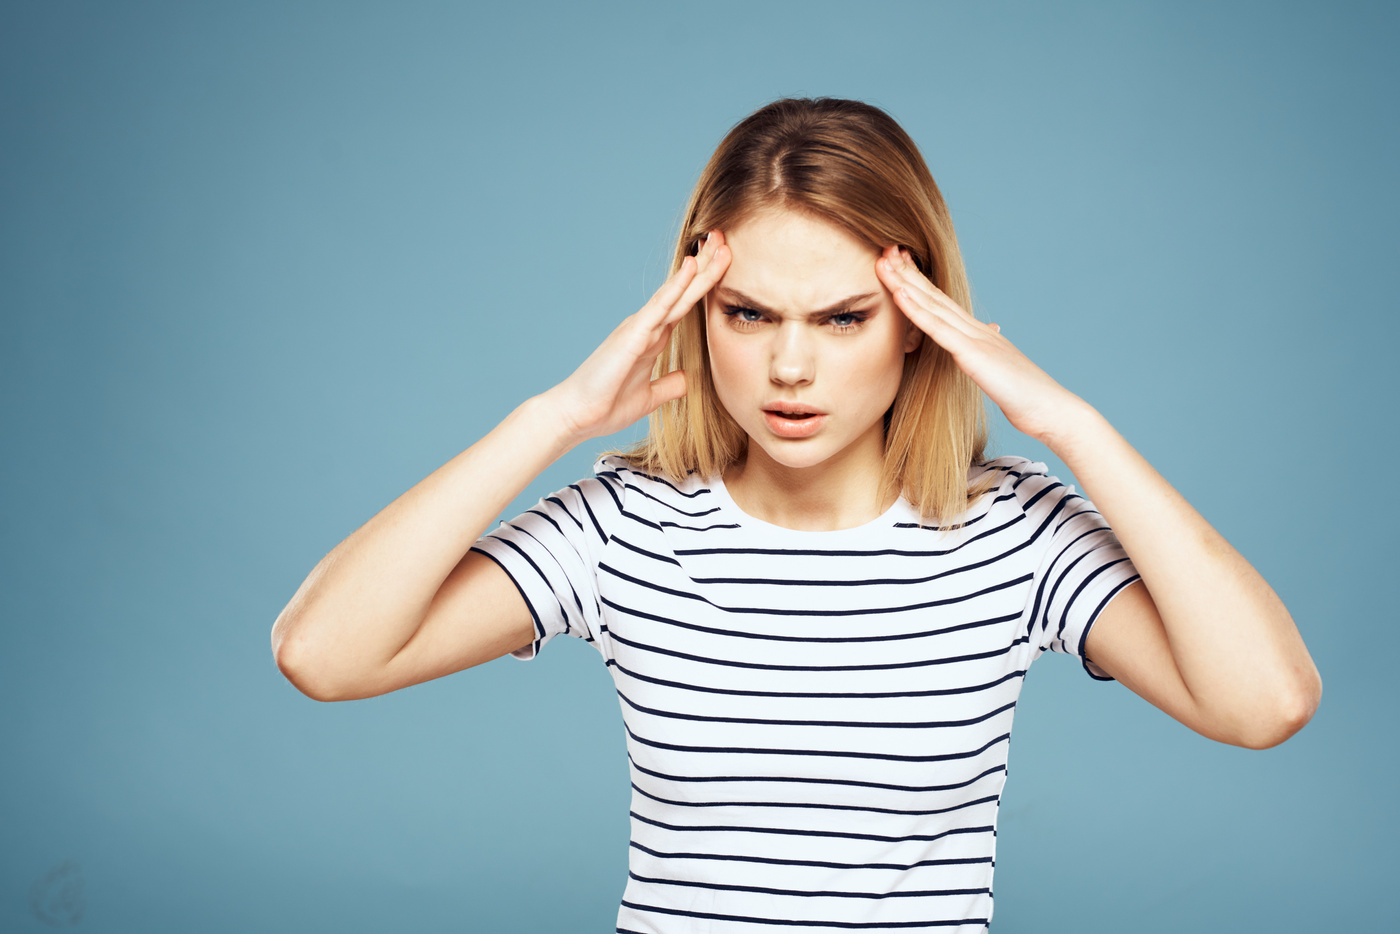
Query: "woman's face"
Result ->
[[704, 208, 923, 474]]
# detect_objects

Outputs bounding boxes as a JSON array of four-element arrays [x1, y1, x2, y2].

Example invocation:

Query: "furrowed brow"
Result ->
[[715, 287, 880, 320]]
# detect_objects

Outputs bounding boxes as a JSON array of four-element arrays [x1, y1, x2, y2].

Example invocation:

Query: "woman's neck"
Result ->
[[722, 435, 896, 532]]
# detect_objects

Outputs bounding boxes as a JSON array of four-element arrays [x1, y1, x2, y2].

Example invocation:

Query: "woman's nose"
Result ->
[[768, 323, 814, 385]]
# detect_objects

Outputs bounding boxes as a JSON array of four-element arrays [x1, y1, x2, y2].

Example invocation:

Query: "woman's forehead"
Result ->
[[719, 208, 883, 311]]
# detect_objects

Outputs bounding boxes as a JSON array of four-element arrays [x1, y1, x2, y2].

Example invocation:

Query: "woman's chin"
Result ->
[[746, 435, 844, 471]]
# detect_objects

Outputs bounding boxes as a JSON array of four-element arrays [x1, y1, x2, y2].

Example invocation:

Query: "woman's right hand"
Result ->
[[543, 230, 730, 445]]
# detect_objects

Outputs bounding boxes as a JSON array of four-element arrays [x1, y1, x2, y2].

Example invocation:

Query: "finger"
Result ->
[[889, 252, 961, 315], [644, 254, 698, 319], [668, 231, 729, 322], [642, 230, 724, 326], [894, 288, 978, 356], [880, 247, 979, 326], [878, 248, 987, 338], [879, 263, 984, 350], [647, 368, 688, 409]]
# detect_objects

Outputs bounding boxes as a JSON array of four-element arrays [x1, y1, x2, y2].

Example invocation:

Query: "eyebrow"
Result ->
[[714, 287, 881, 320]]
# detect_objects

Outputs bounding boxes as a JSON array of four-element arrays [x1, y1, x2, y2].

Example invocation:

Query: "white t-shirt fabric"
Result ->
[[470, 453, 1141, 933]]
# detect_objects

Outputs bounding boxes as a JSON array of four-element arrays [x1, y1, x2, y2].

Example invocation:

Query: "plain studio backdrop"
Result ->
[[2, 2, 1395, 932]]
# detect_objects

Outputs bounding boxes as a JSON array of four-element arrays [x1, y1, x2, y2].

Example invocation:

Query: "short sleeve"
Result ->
[[468, 458, 626, 661], [1013, 462, 1142, 681]]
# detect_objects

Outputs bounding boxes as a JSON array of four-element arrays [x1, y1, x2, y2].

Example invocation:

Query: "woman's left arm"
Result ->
[[877, 247, 1323, 749]]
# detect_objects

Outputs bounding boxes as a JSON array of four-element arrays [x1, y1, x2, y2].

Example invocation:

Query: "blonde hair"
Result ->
[[604, 97, 993, 529]]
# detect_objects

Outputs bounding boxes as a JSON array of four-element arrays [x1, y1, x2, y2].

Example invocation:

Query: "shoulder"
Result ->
[[589, 454, 713, 529], [969, 454, 1056, 502], [967, 455, 1088, 525], [594, 454, 712, 498], [585, 456, 700, 515]]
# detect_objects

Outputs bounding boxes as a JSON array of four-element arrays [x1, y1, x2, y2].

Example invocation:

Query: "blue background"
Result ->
[[3, 2, 1395, 931]]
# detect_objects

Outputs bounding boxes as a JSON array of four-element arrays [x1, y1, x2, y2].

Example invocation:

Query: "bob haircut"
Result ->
[[605, 97, 992, 529]]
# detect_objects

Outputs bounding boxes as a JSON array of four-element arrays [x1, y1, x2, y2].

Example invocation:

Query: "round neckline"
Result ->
[[708, 471, 912, 537]]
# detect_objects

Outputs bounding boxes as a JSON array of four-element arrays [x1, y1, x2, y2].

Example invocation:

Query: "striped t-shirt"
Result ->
[[470, 454, 1140, 933]]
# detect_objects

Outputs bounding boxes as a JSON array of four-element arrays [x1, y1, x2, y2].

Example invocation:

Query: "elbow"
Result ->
[[272, 612, 346, 703], [274, 651, 321, 702], [275, 644, 349, 703], [1235, 671, 1323, 750]]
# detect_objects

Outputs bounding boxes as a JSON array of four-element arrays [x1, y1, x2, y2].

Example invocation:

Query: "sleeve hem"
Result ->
[[469, 545, 545, 661], [1078, 575, 1142, 682]]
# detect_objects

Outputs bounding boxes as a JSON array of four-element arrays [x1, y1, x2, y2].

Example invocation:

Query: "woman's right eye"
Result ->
[[724, 306, 766, 326]]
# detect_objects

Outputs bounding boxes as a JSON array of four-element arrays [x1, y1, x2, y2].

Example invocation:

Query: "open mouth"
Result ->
[[763, 408, 827, 438]]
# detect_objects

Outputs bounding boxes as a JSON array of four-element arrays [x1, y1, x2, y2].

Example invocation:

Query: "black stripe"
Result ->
[[543, 494, 584, 531], [895, 489, 1021, 533], [619, 508, 664, 532], [976, 461, 1024, 479], [609, 534, 683, 567], [623, 723, 1012, 764], [1008, 492, 1080, 638], [1040, 541, 1109, 643], [627, 870, 990, 901], [608, 629, 1028, 673], [672, 511, 1026, 558], [1023, 525, 1108, 641], [599, 564, 1034, 617], [629, 839, 994, 872], [1055, 556, 1134, 645], [594, 471, 626, 516], [1080, 576, 1141, 681], [617, 480, 722, 518], [524, 505, 568, 541], [598, 464, 709, 499], [628, 755, 1007, 795], [619, 900, 987, 930], [659, 519, 743, 532], [629, 781, 1001, 818], [608, 657, 1027, 699], [601, 596, 1019, 644], [1009, 470, 1039, 491], [468, 546, 544, 649], [683, 528, 1039, 586], [571, 482, 610, 543], [630, 810, 996, 844], [516, 523, 585, 623], [1049, 495, 1094, 536], [490, 534, 572, 640], [616, 688, 1018, 731]]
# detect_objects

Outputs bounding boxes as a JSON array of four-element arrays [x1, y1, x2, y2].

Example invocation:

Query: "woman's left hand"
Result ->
[[875, 245, 1086, 445]]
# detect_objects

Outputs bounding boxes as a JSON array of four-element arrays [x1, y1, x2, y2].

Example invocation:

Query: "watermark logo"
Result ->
[[29, 859, 85, 927]]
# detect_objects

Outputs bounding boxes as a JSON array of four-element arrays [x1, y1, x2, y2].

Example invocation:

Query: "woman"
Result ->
[[271, 98, 1321, 932]]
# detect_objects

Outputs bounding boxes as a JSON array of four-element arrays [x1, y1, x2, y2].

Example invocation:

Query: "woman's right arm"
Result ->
[[270, 231, 730, 702]]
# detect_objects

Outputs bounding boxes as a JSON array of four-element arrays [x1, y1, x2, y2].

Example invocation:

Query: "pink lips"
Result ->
[[764, 401, 827, 416], [763, 408, 828, 438]]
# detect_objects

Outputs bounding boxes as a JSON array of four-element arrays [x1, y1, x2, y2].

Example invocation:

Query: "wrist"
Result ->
[[1036, 395, 1108, 462], [524, 389, 589, 454]]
